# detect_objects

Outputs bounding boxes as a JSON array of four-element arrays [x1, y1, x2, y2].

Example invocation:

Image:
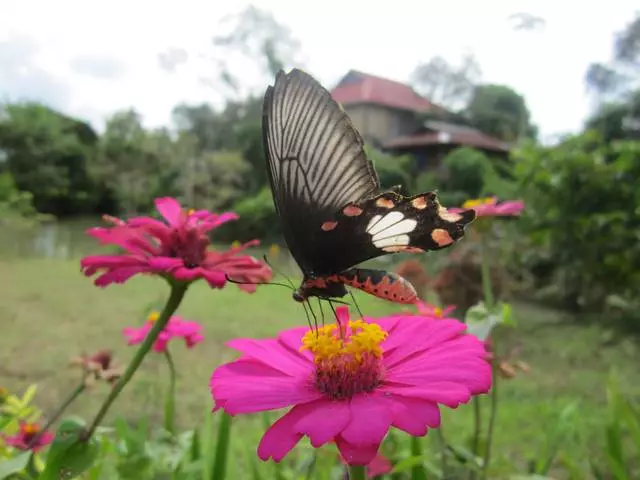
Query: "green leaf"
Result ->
[[211, 412, 232, 480], [0, 451, 31, 479], [465, 301, 515, 340], [39, 417, 100, 480]]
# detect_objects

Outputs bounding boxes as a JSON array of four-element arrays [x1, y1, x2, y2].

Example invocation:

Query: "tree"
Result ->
[[585, 89, 640, 141], [95, 109, 182, 214], [410, 53, 482, 111], [585, 13, 640, 104], [465, 84, 536, 141], [213, 5, 302, 82], [0, 102, 99, 215]]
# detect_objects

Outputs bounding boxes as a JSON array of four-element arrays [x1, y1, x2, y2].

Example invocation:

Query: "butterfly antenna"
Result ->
[[348, 290, 366, 320], [224, 274, 293, 290], [262, 254, 296, 289]]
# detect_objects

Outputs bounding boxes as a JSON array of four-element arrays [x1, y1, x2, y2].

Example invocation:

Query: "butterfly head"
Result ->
[[292, 289, 307, 303]]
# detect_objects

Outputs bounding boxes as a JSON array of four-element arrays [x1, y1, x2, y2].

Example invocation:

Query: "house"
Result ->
[[330, 70, 509, 169]]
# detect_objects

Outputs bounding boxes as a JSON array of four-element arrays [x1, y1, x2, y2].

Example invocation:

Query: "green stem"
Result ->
[[469, 396, 482, 480], [436, 427, 448, 478], [84, 282, 188, 440], [480, 236, 494, 311], [163, 349, 177, 435], [479, 235, 498, 479], [348, 465, 366, 480], [481, 358, 499, 480], [28, 383, 85, 448]]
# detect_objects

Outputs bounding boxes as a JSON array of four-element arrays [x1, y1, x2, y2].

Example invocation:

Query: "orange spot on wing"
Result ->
[[321, 221, 338, 231], [438, 206, 463, 222], [411, 196, 428, 210], [431, 228, 454, 247], [376, 197, 395, 208], [343, 205, 363, 216]]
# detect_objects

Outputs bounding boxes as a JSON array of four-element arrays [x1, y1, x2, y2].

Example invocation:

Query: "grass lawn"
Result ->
[[1, 257, 639, 477]]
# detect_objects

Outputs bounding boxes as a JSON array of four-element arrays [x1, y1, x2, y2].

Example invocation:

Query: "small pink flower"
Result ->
[[81, 197, 272, 290], [450, 197, 525, 217], [123, 311, 204, 352], [4, 422, 53, 452], [210, 306, 491, 466], [414, 301, 456, 318]]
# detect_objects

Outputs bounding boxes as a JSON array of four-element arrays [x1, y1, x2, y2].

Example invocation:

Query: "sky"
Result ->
[[0, 0, 638, 141]]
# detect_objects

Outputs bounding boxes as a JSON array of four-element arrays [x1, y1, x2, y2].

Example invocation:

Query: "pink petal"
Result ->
[[335, 436, 380, 466], [381, 384, 477, 408], [384, 395, 440, 436], [199, 268, 227, 288], [386, 337, 491, 393], [155, 197, 183, 227], [293, 400, 350, 447], [276, 327, 314, 362], [148, 257, 183, 271], [340, 394, 392, 447], [211, 359, 321, 414], [94, 266, 150, 287], [383, 319, 467, 368], [258, 401, 323, 462], [226, 338, 312, 375]]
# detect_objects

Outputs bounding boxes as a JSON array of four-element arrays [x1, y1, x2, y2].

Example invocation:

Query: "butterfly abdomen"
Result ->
[[338, 268, 418, 304]]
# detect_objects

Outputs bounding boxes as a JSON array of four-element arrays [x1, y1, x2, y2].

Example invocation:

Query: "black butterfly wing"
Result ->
[[309, 191, 476, 275], [262, 69, 380, 274]]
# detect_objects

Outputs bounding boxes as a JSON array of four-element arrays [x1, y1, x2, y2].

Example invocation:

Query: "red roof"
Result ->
[[383, 130, 509, 152], [331, 70, 441, 113]]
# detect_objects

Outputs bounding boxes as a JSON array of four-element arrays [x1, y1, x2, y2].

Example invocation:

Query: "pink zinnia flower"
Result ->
[[123, 311, 204, 352], [81, 197, 272, 290], [414, 301, 456, 318], [210, 306, 491, 465], [450, 196, 525, 217], [3, 422, 53, 452]]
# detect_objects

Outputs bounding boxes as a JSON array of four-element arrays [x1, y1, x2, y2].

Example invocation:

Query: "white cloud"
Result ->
[[0, 0, 637, 137]]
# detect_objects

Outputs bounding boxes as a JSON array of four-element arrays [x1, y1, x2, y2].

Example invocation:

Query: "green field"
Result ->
[[1, 256, 639, 476]]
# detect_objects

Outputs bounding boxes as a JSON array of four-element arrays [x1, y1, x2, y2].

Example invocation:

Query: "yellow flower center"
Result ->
[[301, 320, 387, 362], [231, 240, 241, 249], [23, 423, 39, 435], [301, 320, 388, 399], [433, 307, 443, 317], [462, 197, 497, 209], [147, 311, 160, 323], [187, 208, 195, 216]]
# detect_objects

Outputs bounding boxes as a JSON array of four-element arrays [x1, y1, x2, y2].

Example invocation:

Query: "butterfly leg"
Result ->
[[301, 299, 318, 333], [348, 290, 366, 320], [316, 297, 326, 327]]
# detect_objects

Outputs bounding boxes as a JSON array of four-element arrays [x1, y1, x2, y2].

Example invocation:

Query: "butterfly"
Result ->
[[262, 69, 476, 305]]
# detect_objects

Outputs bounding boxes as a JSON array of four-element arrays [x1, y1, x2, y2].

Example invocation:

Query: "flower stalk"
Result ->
[[479, 234, 498, 480], [27, 382, 86, 449], [84, 282, 189, 440], [348, 465, 366, 480], [163, 349, 177, 434]]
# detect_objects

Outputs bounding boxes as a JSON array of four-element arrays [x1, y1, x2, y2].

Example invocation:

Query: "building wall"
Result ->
[[343, 104, 421, 145]]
